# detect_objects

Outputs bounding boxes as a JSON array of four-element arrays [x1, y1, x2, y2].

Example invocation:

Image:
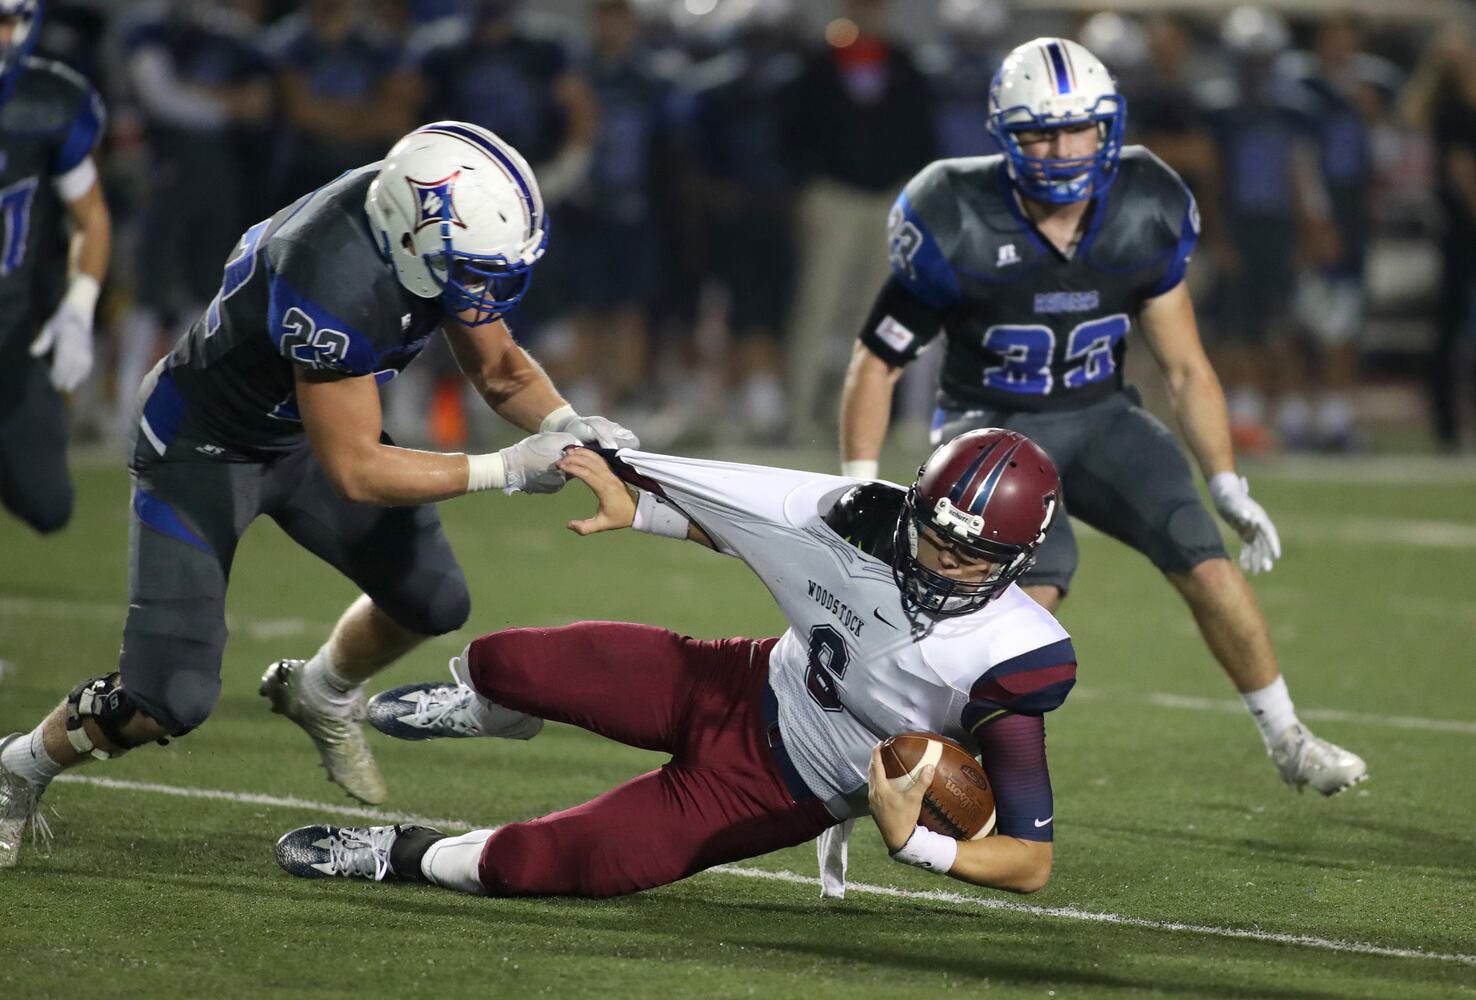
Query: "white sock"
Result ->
[[1, 728, 64, 787], [301, 643, 360, 713], [421, 828, 495, 895], [1242, 676, 1299, 749]]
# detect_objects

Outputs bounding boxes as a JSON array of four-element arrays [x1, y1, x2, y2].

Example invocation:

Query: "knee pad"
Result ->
[[66, 673, 191, 760]]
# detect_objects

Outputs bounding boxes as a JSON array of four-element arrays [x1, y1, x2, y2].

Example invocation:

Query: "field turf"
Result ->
[[1, 449, 1473, 999]]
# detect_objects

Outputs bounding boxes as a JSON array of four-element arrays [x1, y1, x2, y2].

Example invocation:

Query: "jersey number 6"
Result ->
[[804, 624, 850, 713]]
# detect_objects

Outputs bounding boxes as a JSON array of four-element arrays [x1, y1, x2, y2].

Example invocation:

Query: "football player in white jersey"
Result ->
[[276, 430, 1078, 899]]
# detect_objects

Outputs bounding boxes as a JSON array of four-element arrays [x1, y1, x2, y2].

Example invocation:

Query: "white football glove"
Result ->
[[498, 431, 581, 495], [541, 405, 640, 451], [1209, 472, 1281, 575], [29, 279, 98, 392]]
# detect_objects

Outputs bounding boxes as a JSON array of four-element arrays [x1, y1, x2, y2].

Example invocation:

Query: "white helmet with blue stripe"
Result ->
[[987, 37, 1126, 205], [365, 121, 548, 324]]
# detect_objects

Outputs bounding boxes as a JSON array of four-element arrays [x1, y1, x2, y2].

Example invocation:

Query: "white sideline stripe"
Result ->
[[1139, 692, 1476, 736], [712, 866, 1476, 967], [48, 774, 1476, 969]]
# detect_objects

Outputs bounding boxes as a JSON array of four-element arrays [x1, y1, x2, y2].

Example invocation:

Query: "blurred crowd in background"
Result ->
[[27, 0, 1476, 456]]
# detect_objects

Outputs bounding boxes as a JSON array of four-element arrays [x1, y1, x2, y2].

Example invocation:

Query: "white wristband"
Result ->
[[63, 273, 102, 316], [632, 490, 690, 539], [889, 825, 957, 874], [841, 459, 879, 481], [465, 452, 507, 493], [539, 404, 577, 434]]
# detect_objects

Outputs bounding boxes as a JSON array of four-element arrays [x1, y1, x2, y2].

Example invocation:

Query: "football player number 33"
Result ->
[[981, 314, 1129, 394]]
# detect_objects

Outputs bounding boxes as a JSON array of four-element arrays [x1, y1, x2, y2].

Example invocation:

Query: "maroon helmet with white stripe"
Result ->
[[892, 429, 1060, 616]]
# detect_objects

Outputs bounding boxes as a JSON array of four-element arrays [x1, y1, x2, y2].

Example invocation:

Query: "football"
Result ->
[[879, 731, 997, 840]]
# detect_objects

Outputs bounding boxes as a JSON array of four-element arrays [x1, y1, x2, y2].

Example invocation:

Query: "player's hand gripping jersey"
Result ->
[[613, 450, 1077, 840], [866, 148, 1199, 412]]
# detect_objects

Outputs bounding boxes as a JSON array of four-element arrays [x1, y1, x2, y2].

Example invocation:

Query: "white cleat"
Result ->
[[0, 734, 51, 869], [260, 659, 387, 805], [366, 656, 542, 742], [1271, 724, 1368, 796]]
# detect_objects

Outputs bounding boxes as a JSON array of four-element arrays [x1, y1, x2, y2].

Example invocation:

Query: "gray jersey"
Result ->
[[0, 57, 105, 365], [142, 166, 445, 457], [863, 148, 1198, 412]]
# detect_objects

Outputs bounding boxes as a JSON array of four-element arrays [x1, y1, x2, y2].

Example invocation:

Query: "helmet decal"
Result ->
[[407, 173, 467, 233]]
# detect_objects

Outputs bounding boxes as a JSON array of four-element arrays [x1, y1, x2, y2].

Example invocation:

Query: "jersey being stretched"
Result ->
[[612, 451, 1077, 839], [142, 165, 445, 458], [863, 147, 1197, 413]]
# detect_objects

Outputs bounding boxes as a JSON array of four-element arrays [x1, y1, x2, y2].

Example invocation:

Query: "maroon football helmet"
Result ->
[[893, 428, 1061, 616]]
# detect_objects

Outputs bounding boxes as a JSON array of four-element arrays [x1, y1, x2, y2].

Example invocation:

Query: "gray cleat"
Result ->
[[260, 659, 387, 805], [0, 734, 51, 869]]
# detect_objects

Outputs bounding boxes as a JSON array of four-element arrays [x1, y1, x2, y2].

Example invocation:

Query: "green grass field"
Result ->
[[2, 449, 1473, 999]]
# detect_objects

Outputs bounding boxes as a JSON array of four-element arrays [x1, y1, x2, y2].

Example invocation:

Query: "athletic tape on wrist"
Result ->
[[632, 491, 689, 539], [889, 825, 957, 874], [465, 452, 507, 493]]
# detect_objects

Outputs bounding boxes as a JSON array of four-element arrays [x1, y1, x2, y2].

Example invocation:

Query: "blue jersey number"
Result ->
[[206, 218, 270, 337], [804, 624, 850, 714], [1063, 314, 1129, 388], [981, 324, 1055, 394], [0, 176, 39, 277], [981, 315, 1130, 395]]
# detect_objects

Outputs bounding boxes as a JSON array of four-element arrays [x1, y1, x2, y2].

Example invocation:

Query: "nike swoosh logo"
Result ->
[[1034, 815, 1053, 828], [873, 608, 897, 629]]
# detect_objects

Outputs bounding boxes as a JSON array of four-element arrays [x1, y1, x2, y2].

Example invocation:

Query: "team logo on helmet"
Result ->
[[407, 174, 467, 234]]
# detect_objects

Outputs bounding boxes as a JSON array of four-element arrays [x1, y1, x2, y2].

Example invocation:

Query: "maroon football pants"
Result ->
[[463, 621, 837, 897]]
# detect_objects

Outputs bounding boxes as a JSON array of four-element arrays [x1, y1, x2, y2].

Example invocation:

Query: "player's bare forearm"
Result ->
[[1138, 283, 1236, 478], [297, 368, 478, 505], [443, 318, 566, 431], [840, 342, 903, 465], [948, 835, 1053, 894], [66, 181, 110, 283]]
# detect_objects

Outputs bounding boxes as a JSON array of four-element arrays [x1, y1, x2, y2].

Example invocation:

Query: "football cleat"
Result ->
[[367, 656, 542, 742], [276, 824, 424, 881], [260, 659, 387, 805], [0, 733, 51, 869], [1270, 724, 1368, 796]]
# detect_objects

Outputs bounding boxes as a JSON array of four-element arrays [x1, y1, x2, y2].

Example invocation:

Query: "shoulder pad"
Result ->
[[823, 482, 905, 561]]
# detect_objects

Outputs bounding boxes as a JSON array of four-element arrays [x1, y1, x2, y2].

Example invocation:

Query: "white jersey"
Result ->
[[616, 450, 1077, 820]]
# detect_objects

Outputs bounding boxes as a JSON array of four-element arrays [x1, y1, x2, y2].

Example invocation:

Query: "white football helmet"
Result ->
[[365, 121, 548, 324], [987, 37, 1126, 205]]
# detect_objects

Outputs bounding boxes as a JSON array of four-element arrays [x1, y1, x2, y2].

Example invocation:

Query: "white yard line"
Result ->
[[1064, 689, 1476, 736], [47, 774, 1476, 969]]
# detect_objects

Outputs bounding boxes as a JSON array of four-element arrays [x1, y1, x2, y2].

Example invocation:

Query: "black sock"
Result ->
[[390, 825, 446, 881]]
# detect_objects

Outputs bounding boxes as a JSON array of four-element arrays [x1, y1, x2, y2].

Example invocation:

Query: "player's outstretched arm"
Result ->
[[866, 744, 1052, 894], [296, 367, 577, 505], [559, 447, 715, 547], [444, 315, 569, 433]]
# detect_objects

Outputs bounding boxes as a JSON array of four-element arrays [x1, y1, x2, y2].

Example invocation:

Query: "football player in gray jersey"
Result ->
[[0, 121, 638, 867], [840, 37, 1367, 796], [0, 0, 110, 535]]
